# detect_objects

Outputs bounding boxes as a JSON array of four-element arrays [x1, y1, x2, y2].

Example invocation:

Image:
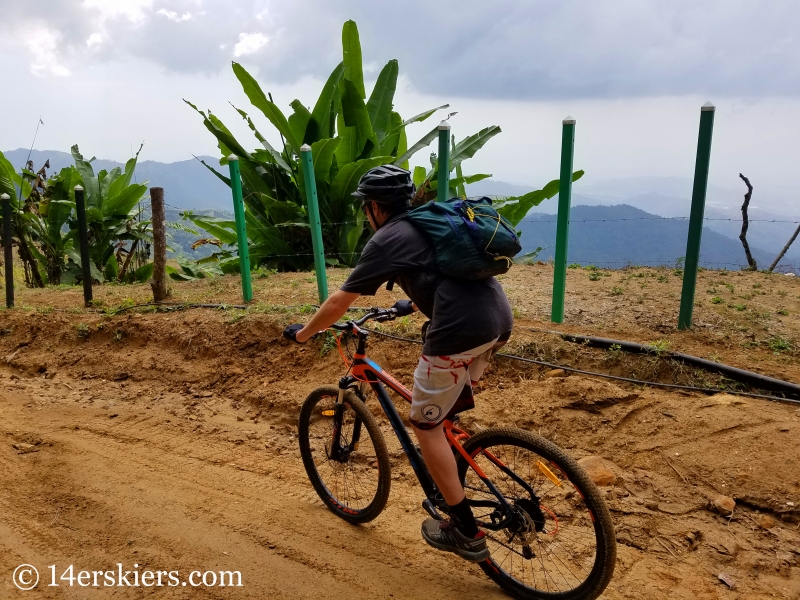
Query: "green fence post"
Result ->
[[74, 185, 93, 307], [551, 116, 576, 324], [437, 121, 451, 203], [678, 102, 715, 330], [227, 155, 253, 303], [2, 193, 13, 308], [299, 144, 329, 303]]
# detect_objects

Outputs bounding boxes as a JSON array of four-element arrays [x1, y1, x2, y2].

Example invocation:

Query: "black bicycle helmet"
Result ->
[[351, 165, 415, 209]]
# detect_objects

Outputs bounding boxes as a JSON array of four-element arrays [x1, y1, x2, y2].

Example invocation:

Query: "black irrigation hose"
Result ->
[[529, 329, 800, 399], [361, 327, 800, 406], [99, 302, 800, 406]]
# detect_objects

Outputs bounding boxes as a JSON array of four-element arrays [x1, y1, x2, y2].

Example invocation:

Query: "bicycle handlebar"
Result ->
[[329, 307, 397, 332]]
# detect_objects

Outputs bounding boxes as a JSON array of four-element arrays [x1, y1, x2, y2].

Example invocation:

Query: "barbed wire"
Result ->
[[165, 214, 800, 227]]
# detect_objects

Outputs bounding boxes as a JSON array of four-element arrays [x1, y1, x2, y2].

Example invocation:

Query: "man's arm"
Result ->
[[295, 290, 361, 343]]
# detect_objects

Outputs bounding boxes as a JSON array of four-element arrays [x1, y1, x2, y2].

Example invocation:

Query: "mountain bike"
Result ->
[[297, 308, 616, 600]]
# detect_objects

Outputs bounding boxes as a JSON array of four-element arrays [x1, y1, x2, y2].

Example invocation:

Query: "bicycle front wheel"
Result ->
[[298, 386, 391, 524], [457, 427, 616, 600]]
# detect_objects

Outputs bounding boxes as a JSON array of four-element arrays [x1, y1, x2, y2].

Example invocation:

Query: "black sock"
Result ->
[[448, 497, 479, 537]]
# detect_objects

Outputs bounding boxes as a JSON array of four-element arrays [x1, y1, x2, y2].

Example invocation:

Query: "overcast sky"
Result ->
[[2, 0, 799, 213]]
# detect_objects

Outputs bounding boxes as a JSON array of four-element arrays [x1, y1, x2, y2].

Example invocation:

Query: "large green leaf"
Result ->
[[496, 170, 585, 226], [412, 166, 427, 188], [183, 215, 238, 245], [0, 151, 31, 202], [306, 62, 344, 144], [310, 138, 341, 184], [449, 125, 502, 172], [340, 79, 376, 156], [288, 100, 312, 148], [231, 62, 300, 152], [428, 173, 491, 191], [341, 20, 365, 99], [366, 60, 398, 142], [394, 124, 439, 167], [335, 110, 360, 165], [384, 104, 450, 137], [70, 145, 99, 202], [377, 132, 400, 157], [230, 104, 292, 172], [207, 110, 250, 158], [185, 101, 250, 160], [103, 183, 147, 217]]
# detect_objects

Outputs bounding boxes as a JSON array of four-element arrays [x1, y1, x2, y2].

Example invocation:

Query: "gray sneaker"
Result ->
[[421, 518, 490, 562]]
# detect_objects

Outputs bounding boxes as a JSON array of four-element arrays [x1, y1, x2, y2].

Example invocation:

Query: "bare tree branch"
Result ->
[[769, 222, 800, 272], [738, 173, 757, 270]]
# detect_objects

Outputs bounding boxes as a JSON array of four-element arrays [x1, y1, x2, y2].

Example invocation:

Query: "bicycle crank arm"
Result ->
[[422, 499, 442, 520]]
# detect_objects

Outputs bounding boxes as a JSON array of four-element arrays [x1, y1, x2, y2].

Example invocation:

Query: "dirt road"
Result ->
[[1, 366, 509, 599], [1, 269, 799, 598]]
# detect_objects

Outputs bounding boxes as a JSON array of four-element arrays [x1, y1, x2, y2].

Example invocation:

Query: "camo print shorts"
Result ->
[[409, 338, 501, 430]]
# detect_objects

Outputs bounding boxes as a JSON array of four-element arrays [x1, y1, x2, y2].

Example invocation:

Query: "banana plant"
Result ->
[[70, 144, 151, 279], [184, 19, 502, 271], [0, 151, 45, 286], [22, 166, 79, 284]]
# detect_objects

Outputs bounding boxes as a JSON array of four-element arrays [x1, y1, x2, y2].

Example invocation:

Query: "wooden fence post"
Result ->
[[150, 187, 169, 302], [74, 186, 93, 306], [2, 194, 13, 308]]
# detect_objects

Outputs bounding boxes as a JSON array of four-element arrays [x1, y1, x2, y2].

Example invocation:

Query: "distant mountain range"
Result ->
[[515, 204, 790, 271], [4, 148, 799, 272]]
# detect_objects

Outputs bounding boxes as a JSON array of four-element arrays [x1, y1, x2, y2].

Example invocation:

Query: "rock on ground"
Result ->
[[577, 455, 617, 486]]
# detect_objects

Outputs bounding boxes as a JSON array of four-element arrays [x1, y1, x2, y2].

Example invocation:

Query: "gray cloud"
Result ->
[[3, 0, 800, 99]]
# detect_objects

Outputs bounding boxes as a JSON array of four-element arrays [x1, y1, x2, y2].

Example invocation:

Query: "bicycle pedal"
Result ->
[[422, 499, 442, 520]]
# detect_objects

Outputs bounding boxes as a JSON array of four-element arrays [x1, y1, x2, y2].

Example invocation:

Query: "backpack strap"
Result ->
[[385, 276, 396, 291]]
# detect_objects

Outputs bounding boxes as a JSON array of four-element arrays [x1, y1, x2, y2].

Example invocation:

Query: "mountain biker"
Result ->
[[283, 165, 513, 562]]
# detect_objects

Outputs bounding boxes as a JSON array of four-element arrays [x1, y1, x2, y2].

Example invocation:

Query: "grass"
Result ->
[[711, 296, 723, 304], [767, 337, 793, 353], [610, 286, 623, 296], [75, 323, 90, 340]]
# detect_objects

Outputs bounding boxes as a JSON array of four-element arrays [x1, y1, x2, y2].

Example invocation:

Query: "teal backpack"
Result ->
[[406, 196, 522, 280]]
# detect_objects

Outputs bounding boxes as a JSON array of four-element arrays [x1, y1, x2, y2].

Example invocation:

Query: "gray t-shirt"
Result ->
[[341, 214, 513, 356]]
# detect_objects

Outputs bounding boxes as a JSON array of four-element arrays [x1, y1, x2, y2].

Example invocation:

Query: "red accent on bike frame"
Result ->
[[444, 422, 487, 478], [350, 356, 413, 402]]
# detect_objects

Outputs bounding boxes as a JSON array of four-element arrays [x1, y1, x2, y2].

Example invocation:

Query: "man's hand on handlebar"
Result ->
[[283, 295, 417, 343], [391, 299, 415, 317], [283, 323, 305, 343]]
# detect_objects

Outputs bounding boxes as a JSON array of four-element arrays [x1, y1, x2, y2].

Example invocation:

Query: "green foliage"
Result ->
[[767, 336, 792, 353], [610, 286, 623, 296], [711, 296, 723, 304], [75, 323, 90, 339], [494, 171, 584, 227], [70, 144, 151, 280], [184, 20, 463, 272], [0, 146, 151, 287], [185, 19, 576, 272]]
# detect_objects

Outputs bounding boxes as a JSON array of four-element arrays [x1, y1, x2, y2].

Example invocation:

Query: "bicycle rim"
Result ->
[[299, 387, 390, 522], [459, 428, 615, 600]]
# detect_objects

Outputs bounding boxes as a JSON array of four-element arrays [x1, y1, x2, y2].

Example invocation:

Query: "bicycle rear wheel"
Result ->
[[298, 386, 391, 523], [456, 427, 616, 600]]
